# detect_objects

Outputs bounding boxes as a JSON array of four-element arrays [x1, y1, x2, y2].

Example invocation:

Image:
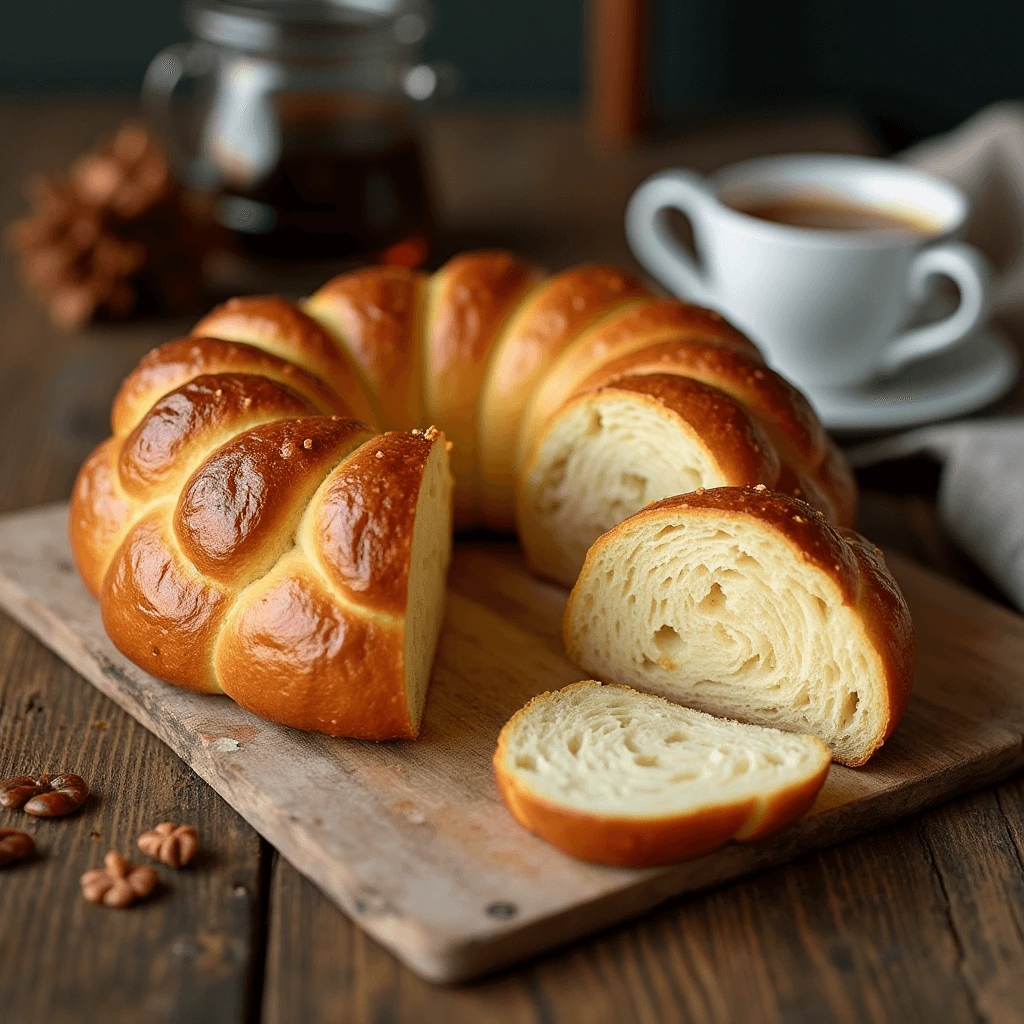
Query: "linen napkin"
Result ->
[[847, 103, 1024, 607], [847, 421, 1024, 607]]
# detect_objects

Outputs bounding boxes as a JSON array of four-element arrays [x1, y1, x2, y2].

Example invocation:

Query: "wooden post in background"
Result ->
[[587, 0, 648, 149]]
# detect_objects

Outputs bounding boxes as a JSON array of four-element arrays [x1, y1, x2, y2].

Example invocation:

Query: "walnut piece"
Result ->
[[0, 829, 35, 868], [0, 773, 89, 817], [81, 851, 158, 908], [137, 822, 199, 868]]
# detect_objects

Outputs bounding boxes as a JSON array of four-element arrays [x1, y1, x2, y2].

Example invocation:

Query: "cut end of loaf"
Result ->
[[563, 488, 914, 766], [402, 430, 454, 731], [516, 381, 776, 588], [494, 680, 831, 867]]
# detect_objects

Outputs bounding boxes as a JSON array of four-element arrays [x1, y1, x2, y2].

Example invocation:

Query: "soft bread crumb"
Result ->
[[517, 393, 738, 587], [402, 432, 453, 731]]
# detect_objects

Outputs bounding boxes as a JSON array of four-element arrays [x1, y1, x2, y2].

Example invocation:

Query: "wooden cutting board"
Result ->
[[1, 503, 1023, 983]]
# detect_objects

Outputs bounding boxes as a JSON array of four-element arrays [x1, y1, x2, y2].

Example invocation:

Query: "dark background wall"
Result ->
[[2, 0, 1021, 146]]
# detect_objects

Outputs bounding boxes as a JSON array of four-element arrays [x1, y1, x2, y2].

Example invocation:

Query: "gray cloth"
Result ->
[[848, 422, 1024, 607], [849, 104, 1024, 607]]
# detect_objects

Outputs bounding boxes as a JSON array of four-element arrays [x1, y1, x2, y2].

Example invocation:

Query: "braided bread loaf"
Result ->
[[70, 250, 856, 736]]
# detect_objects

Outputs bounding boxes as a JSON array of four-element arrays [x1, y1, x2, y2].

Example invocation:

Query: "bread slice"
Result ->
[[494, 680, 831, 866], [564, 487, 915, 766]]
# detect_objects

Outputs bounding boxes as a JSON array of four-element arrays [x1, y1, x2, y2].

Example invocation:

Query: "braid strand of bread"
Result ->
[[70, 250, 857, 736]]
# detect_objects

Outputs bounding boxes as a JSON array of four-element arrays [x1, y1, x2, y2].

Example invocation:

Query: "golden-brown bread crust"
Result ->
[[573, 488, 914, 764], [101, 512, 229, 694], [492, 682, 829, 867], [192, 296, 377, 427], [476, 265, 651, 527], [111, 337, 350, 437], [837, 528, 916, 747], [214, 557, 412, 738], [175, 417, 372, 588], [775, 463, 838, 523], [734, 767, 830, 841], [517, 299, 764, 471], [311, 430, 437, 616], [118, 374, 316, 500], [69, 437, 132, 597], [574, 338, 825, 468], [304, 266, 427, 430], [424, 251, 544, 522]]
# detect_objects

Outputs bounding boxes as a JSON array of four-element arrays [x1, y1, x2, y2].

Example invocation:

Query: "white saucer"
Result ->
[[803, 327, 1020, 432]]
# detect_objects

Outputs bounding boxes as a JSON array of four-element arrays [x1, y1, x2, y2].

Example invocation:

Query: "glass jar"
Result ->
[[144, 0, 438, 273]]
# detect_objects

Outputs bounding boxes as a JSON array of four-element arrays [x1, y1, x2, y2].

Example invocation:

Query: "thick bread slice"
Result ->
[[494, 680, 831, 867], [564, 487, 915, 766]]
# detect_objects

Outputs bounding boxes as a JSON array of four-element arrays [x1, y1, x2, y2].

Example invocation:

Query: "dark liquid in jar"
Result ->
[[727, 192, 939, 234], [214, 94, 432, 266]]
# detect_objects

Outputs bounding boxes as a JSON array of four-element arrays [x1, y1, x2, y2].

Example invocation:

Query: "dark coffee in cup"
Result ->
[[726, 192, 939, 235]]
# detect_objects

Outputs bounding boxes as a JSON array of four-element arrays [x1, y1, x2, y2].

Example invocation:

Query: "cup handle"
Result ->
[[875, 241, 992, 376], [625, 170, 716, 304]]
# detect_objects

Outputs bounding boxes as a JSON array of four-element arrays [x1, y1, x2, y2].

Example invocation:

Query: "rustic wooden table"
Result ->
[[2, 96, 1023, 1024]]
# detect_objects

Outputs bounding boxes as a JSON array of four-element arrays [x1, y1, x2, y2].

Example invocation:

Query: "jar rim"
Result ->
[[187, 0, 429, 56]]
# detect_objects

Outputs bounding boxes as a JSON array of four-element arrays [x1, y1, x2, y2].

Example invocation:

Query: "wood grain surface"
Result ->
[[3, 96, 1024, 1022], [2, 503, 1024, 985]]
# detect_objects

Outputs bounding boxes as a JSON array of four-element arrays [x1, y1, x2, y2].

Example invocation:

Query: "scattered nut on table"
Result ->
[[0, 828, 35, 868], [0, 773, 89, 817], [138, 822, 199, 868], [80, 851, 158, 908]]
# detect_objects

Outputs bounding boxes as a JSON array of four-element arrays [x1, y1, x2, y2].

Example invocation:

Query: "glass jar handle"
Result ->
[[142, 42, 215, 187]]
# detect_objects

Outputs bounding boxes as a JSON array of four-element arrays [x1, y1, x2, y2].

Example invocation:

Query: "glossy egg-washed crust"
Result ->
[[568, 488, 915, 765], [106, 252, 853, 541], [493, 682, 831, 867], [71, 251, 861, 737], [71, 351, 450, 735]]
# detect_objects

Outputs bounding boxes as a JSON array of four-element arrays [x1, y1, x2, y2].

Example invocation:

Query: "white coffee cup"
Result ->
[[625, 154, 991, 391]]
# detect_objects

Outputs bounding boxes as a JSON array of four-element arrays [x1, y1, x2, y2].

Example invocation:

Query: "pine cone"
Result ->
[[5, 120, 207, 330]]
